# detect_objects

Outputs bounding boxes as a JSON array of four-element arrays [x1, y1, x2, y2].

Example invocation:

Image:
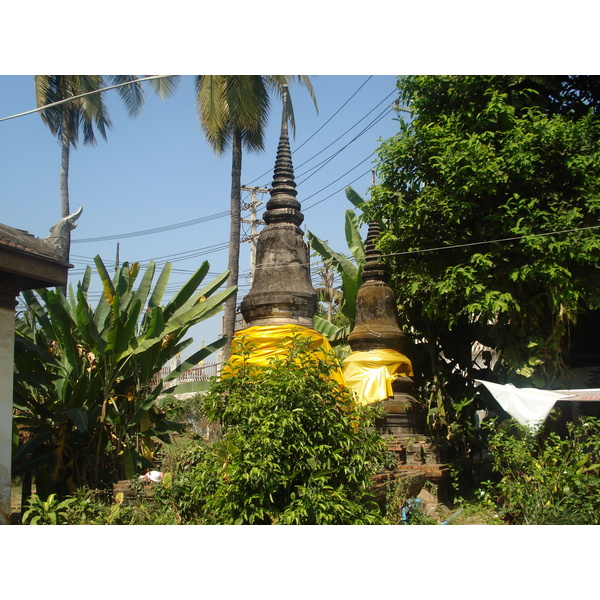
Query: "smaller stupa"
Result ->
[[344, 222, 423, 434], [348, 221, 406, 353]]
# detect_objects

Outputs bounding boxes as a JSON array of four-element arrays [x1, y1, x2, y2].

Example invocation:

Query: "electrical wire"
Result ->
[[294, 92, 396, 179], [240, 223, 600, 272], [72, 210, 230, 243], [293, 76, 374, 154], [245, 76, 384, 186], [302, 151, 377, 201], [381, 224, 600, 259], [303, 167, 374, 211]]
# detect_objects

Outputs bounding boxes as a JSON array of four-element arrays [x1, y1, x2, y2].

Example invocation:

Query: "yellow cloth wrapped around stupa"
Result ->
[[343, 349, 413, 405], [222, 324, 347, 388]]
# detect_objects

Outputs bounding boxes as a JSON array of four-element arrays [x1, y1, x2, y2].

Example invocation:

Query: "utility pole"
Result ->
[[241, 185, 269, 286], [115, 242, 120, 273]]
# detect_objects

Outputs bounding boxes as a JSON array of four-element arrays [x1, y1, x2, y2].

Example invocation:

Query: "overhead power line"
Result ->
[[295, 91, 396, 178], [382, 224, 600, 259], [303, 167, 374, 211], [297, 104, 394, 186], [245, 77, 388, 186], [72, 210, 230, 243], [293, 76, 373, 154], [245, 223, 600, 272]]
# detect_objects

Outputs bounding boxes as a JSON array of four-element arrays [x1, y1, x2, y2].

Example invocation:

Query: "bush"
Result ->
[[481, 416, 600, 524], [21, 493, 77, 525], [182, 337, 389, 524]]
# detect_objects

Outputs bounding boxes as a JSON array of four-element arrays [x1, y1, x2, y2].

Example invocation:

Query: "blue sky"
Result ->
[[0, 75, 402, 356]]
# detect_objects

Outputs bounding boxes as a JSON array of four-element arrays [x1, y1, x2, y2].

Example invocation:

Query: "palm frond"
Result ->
[[225, 76, 269, 152], [34, 75, 113, 147], [147, 75, 181, 100], [196, 75, 231, 154], [195, 75, 317, 154], [109, 75, 146, 118], [265, 75, 318, 136]]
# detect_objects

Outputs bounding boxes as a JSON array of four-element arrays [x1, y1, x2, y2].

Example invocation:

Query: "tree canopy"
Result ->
[[364, 75, 600, 431]]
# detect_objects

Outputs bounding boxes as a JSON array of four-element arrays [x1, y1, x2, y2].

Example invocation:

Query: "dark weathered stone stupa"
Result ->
[[344, 221, 424, 434], [240, 87, 317, 328], [348, 221, 407, 353]]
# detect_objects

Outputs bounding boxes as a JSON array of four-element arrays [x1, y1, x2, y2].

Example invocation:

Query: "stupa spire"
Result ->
[[361, 221, 390, 283], [263, 85, 303, 228]]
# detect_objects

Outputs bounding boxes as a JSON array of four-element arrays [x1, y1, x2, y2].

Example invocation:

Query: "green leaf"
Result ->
[[128, 382, 164, 427], [134, 261, 157, 310], [15, 431, 54, 461], [65, 408, 89, 433], [164, 261, 210, 319], [148, 263, 172, 309], [344, 210, 365, 264], [307, 232, 359, 280], [194, 269, 230, 301], [94, 255, 116, 304], [164, 337, 227, 382], [345, 185, 367, 211], [162, 380, 212, 395]]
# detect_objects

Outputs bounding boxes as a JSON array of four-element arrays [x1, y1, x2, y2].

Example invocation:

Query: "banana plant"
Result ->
[[13, 256, 235, 498], [307, 186, 367, 358]]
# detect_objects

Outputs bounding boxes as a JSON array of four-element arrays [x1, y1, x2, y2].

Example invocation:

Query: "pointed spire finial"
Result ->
[[361, 222, 390, 283], [281, 84, 289, 137], [263, 83, 303, 228]]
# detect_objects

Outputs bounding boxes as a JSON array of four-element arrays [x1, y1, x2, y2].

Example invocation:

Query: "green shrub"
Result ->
[[181, 337, 389, 524], [481, 416, 600, 524], [22, 493, 77, 525]]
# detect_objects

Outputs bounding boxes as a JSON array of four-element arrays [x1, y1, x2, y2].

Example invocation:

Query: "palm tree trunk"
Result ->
[[60, 131, 71, 291], [60, 132, 70, 219], [223, 129, 243, 360]]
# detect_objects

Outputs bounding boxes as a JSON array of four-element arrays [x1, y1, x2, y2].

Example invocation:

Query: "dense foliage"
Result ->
[[45, 339, 391, 525], [364, 75, 600, 434], [13, 257, 234, 498], [481, 417, 600, 524], [178, 337, 390, 524]]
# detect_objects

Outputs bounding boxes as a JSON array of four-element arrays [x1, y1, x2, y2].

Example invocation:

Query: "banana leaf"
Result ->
[[164, 261, 210, 319], [164, 337, 227, 382]]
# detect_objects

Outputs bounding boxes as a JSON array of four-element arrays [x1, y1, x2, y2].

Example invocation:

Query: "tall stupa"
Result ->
[[240, 86, 317, 327]]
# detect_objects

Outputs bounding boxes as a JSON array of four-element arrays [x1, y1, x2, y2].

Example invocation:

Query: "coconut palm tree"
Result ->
[[34, 75, 180, 267], [194, 75, 317, 358]]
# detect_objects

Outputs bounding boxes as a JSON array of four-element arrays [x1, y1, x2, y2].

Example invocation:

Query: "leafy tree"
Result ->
[[194, 76, 317, 358], [13, 256, 234, 498], [183, 336, 388, 524], [364, 76, 600, 434], [34, 75, 179, 264]]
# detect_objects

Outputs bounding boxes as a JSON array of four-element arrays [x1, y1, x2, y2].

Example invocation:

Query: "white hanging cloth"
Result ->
[[475, 380, 569, 429]]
